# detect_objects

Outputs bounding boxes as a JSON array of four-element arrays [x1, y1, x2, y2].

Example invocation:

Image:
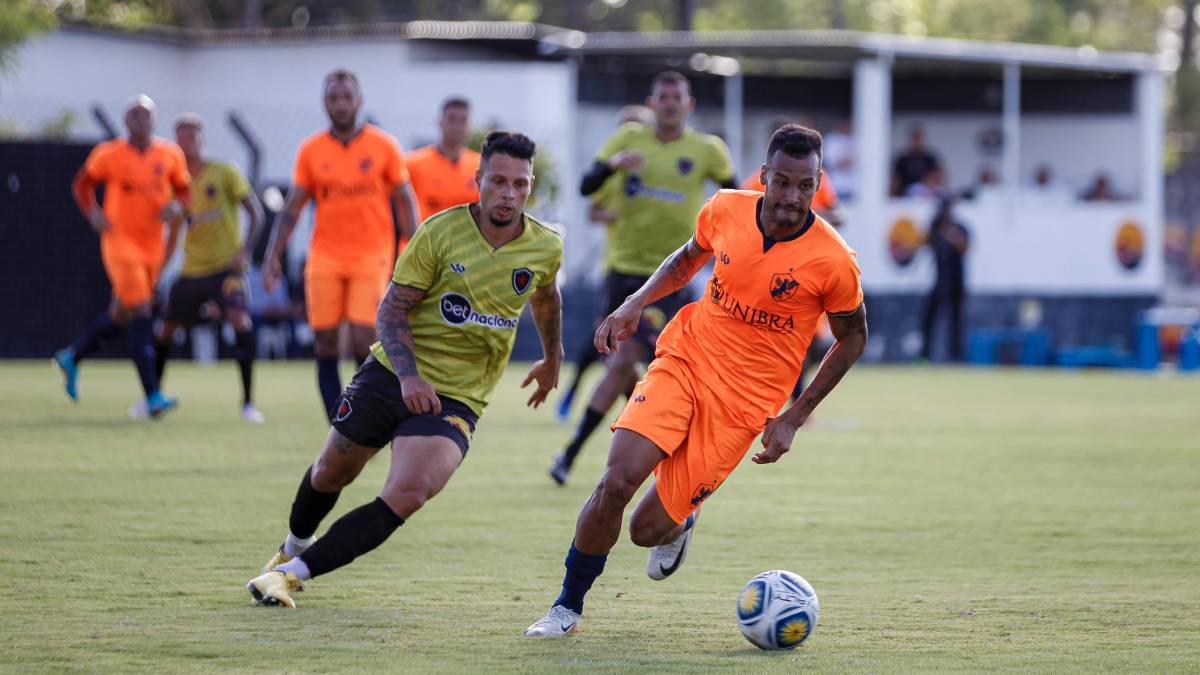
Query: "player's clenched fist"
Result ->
[[606, 150, 645, 173], [400, 375, 441, 415]]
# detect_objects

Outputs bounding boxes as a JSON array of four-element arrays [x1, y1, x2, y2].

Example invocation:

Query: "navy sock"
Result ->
[[299, 497, 403, 578], [563, 406, 605, 464], [128, 317, 159, 396], [316, 357, 341, 423], [288, 465, 341, 539], [69, 313, 120, 363], [154, 340, 169, 384], [565, 343, 600, 398], [234, 330, 254, 406], [553, 542, 607, 614]]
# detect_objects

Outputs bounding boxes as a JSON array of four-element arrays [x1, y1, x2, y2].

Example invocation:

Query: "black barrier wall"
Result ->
[[0, 141, 115, 358]]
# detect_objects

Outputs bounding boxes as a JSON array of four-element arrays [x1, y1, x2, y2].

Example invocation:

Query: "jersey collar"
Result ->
[[755, 198, 815, 253]]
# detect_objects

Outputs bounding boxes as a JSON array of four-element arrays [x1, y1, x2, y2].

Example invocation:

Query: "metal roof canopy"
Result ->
[[554, 29, 1165, 75]]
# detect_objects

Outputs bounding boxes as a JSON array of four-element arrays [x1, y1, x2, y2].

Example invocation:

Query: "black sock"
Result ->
[[316, 357, 341, 423], [288, 465, 342, 540], [154, 341, 169, 384], [128, 317, 159, 396], [69, 313, 121, 363], [234, 330, 254, 406], [563, 406, 605, 465], [553, 541, 607, 614], [299, 497, 403, 578]]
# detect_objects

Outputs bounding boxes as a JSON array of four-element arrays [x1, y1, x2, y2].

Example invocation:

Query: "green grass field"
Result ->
[[1, 359, 1198, 672]]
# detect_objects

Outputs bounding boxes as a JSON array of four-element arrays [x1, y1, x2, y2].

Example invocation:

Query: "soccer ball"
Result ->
[[736, 570, 820, 650]]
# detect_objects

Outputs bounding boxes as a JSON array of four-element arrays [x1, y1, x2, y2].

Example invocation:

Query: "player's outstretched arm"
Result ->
[[376, 282, 439, 414], [594, 236, 712, 354], [522, 282, 564, 409], [392, 182, 420, 242], [263, 186, 311, 292], [755, 304, 868, 464], [71, 168, 110, 233]]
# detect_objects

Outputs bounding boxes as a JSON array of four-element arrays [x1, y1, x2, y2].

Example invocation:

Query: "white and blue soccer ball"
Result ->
[[736, 569, 820, 650]]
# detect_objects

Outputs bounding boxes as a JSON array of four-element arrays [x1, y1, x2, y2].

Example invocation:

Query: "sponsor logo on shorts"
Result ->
[[334, 398, 352, 422], [690, 482, 716, 507], [439, 293, 518, 330], [633, 394, 646, 403], [719, 251, 731, 265], [512, 268, 534, 295], [442, 415, 473, 440]]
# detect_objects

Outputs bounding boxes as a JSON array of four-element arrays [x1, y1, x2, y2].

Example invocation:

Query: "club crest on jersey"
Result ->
[[678, 157, 694, 175], [153, 163, 164, 176], [770, 273, 800, 303], [334, 398, 352, 422], [359, 157, 373, 173], [205, 183, 217, 198], [512, 268, 534, 295]]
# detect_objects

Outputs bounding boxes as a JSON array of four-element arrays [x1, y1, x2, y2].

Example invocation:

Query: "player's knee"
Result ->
[[596, 469, 639, 508], [379, 484, 428, 520], [311, 457, 357, 492], [313, 333, 339, 357], [628, 514, 670, 548]]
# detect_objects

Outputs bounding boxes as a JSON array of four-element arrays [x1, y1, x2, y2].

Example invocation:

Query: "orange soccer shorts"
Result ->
[[102, 247, 161, 308], [304, 256, 390, 331], [613, 354, 761, 524]]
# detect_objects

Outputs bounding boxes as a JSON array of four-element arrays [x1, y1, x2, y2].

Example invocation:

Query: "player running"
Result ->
[[549, 71, 736, 485], [141, 114, 266, 422], [406, 97, 481, 225], [54, 94, 188, 417], [525, 125, 868, 637], [246, 131, 563, 608], [263, 69, 421, 422]]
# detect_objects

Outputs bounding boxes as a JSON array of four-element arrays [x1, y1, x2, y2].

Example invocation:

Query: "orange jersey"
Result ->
[[406, 145, 481, 222], [740, 170, 838, 212], [83, 138, 189, 258], [292, 124, 409, 264], [656, 190, 863, 427]]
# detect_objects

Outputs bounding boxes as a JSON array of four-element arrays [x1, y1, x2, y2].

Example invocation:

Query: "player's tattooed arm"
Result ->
[[263, 186, 312, 292], [377, 282, 442, 414], [634, 236, 713, 306], [522, 283, 564, 408], [596, 237, 712, 354], [376, 282, 428, 379], [756, 303, 867, 464], [791, 304, 868, 424]]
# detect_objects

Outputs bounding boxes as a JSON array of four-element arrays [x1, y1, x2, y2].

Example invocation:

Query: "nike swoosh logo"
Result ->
[[560, 622, 575, 632], [658, 545, 686, 577]]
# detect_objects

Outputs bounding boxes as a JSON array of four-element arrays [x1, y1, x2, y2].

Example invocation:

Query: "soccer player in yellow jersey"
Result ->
[[550, 72, 736, 485], [246, 132, 564, 608], [147, 114, 266, 422]]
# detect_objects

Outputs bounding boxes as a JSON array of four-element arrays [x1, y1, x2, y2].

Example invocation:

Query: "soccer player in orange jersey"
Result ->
[[406, 97, 481, 226], [54, 95, 189, 418], [526, 125, 868, 637], [264, 69, 420, 422]]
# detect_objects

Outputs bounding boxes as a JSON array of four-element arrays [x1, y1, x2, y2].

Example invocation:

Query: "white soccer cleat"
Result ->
[[523, 604, 581, 637], [647, 513, 697, 581], [241, 403, 266, 424]]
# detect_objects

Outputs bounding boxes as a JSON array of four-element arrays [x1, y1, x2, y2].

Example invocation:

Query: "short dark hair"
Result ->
[[480, 130, 535, 164], [441, 97, 470, 114], [767, 124, 823, 164], [651, 70, 690, 94], [323, 68, 360, 94]]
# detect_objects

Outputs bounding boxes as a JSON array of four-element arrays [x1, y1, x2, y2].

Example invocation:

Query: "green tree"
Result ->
[[0, 0, 55, 72]]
